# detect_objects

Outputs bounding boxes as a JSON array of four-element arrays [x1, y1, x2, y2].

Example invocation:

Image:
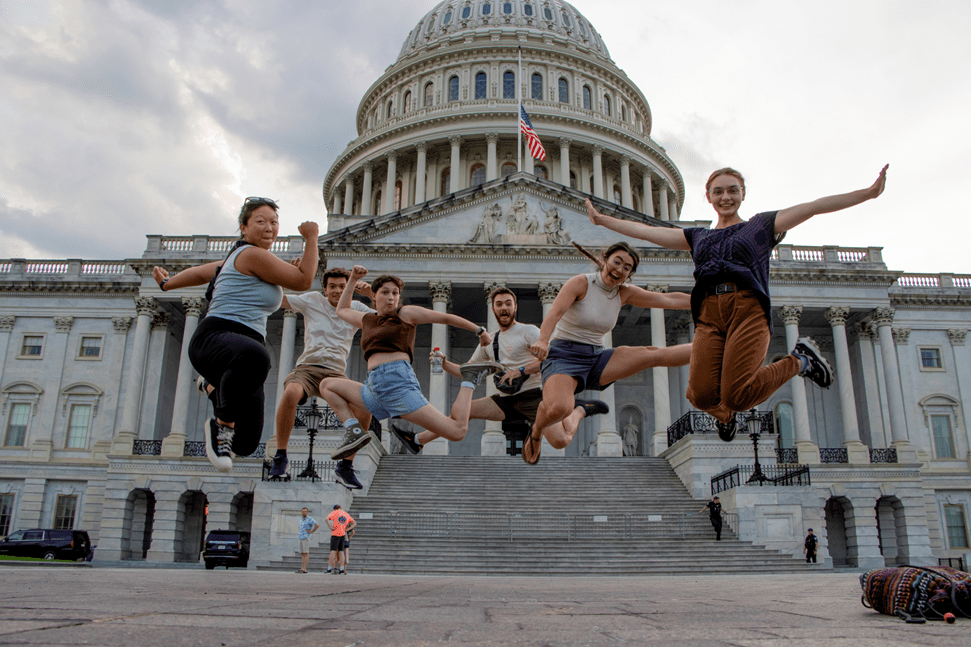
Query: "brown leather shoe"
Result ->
[[522, 432, 542, 465]]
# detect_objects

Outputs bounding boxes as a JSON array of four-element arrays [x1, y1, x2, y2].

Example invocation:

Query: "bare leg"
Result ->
[[274, 382, 305, 451], [530, 375, 580, 440], [598, 344, 692, 385], [300, 552, 309, 572], [416, 397, 503, 445], [401, 384, 476, 442], [540, 408, 588, 449], [319, 378, 368, 425]]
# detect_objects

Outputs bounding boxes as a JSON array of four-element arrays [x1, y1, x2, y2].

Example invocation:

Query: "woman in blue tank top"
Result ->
[[152, 197, 319, 472]]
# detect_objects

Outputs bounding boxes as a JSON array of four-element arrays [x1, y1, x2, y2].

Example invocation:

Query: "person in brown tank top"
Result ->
[[320, 265, 503, 452]]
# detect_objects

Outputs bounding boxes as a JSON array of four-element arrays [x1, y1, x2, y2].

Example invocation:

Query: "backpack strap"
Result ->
[[492, 330, 500, 363]]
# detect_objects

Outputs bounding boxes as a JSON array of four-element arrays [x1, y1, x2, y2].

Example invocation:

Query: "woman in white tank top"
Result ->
[[523, 242, 694, 464]]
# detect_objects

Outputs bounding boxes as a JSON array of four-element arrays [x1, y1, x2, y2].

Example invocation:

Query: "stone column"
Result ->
[[383, 151, 398, 214], [620, 156, 633, 209], [399, 162, 411, 209], [162, 297, 207, 457], [29, 316, 72, 461], [780, 306, 820, 464], [145, 490, 182, 563], [112, 297, 157, 455], [343, 178, 355, 216], [273, 309, 298, 417], [592, 145, 604, 198], [642, 171, 655, 218], [449, 136, 462, 193], [481, 281, 507, 456], [0, 316, 14, 390], [946, 329, 971, 467], [823, 307, 867, 463], [360, 162, 373, 216], [538, 283, 565, 457], [426, 282, 452, 456], [668, 193, 679, 221], [331, 191, 341, 216], [853, 323, 888, 448], [647, 288, 671, 455], [524, 145, 534, 174], [579, 155, 591, 194], [415, 141, 428, 203], [558, 138, 571, 187], [658, 183, 670, 221], [204, 490, 236, 534], [486, 134, 499, 181], [596, 332, 622, 456], [671, 316, 692, 418], [872, 308, 917, 462]]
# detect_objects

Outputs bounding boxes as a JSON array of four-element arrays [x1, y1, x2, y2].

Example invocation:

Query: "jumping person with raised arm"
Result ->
[[586, 164, 889, 440], [152, 197, 319, 471], [524, 242, 693, 464], [319, 265, 502, 449]]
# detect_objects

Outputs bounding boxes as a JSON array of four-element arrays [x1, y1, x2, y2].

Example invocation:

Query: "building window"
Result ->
[[603, 94, 611, 117], [482, 2, 491, 15], [503, 71, 515, 99], [374, 190, 382, 212], [386, 100, 394, 120], [53, 495, 78, 530], [561, 10, 571, 27], [441, 168, 451, 195], [582, 85, 592, 110], [475, 72, 487, 100], [5, 403, 30, 447], [577, 18, 587, 37], [503, 2, 513, 14], [403, 91, 412, 114], [424, 82, 434, 107], [558, 77, 569, 103], [945, 505, 970, 549], [443, 9, 452, 25], [931, 414, 956, 459], [66, 404, 91, 449], [78, 336, 102, 359], [448, 75, 459, 102], [774, 402, 795, 448], [0, 493, 13, 537], [461, 5, 471, 19], [523, 3, 533, 17], [632, 195, 639, 212], [613, 185, 622, 204], [621, 104, 627, 122], [501, 162, 517, 177], [469, 164, 486, 187], [543, 6, 553, 21], [394, 181, 402, 211], [20, 335, 43, 358], [920, 347, 943, 370], [530, 73, 542, 100], [569, 171, 577, 189], [534, 165, 547, 179]]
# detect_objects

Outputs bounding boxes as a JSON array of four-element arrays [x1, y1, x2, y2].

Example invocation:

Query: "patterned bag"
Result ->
[[860, 565, 971, 622]]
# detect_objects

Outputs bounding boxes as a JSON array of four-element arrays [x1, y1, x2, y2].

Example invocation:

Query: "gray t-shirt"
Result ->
[[287, 293, 373, 373]]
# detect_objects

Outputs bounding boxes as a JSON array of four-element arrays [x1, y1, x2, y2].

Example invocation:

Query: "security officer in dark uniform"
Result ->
[[804, 528, 819, 563], [698, 495, 723, 540]]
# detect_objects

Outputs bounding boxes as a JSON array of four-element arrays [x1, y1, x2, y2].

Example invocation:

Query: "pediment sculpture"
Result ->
[[468, 194, 570, 245]]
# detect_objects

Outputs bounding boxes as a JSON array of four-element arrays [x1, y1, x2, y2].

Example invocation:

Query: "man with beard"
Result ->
[[390, 287, 608, 454]]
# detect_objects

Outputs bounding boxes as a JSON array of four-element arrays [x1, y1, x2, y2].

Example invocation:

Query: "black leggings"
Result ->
[[189, 316, 270, 457]]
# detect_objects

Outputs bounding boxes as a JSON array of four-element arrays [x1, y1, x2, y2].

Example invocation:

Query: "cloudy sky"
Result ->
[[1, 0, 968, 275]]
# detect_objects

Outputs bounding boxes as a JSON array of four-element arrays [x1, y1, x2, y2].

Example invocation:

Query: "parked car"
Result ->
[[0, 529, 92, 561], [202, 530, 250, 569]]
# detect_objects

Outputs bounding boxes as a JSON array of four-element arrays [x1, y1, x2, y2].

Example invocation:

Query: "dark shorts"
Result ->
[[285, 364, 346, 404], [541, 339, 615, 393], [490, 388, 543, 424], [329, 535, 346, 552]]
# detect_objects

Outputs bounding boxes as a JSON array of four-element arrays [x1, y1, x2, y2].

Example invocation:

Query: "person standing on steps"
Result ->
[[325, 504, 355, 575], [152, 197, 319, 472], [698, 495, 723, 541], [389, 286, 609, 455], [295, 507, 319, 573], [804, 528, 819, 564], [267, 267, 375, 489]]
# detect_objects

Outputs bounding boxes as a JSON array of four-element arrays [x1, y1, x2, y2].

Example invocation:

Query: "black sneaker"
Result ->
[[459, 360, 504, 387], [205, 417, 234, 472], [574, 399, 609, 418], [390, 424, 423, 454], [716, 416, 737, 442], [267, 453, 289, 479], [793, 336, 834, 389], [335, 461, 363, 489], [330, 425, 371, 461]]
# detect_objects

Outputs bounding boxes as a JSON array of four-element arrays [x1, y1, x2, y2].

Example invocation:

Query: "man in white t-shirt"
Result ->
[[390, 287, 607, 454], [268, 267, 374, 488]]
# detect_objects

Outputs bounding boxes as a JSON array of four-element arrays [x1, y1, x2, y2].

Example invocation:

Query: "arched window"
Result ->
[[569, 171, 577, 189], [441, 168, 451, 195], [531, 73, 542, 100], [482, 2, 491, 15], [461, 5, 471, 19], [632, 195, 639, 212], [475, 72, 487, 100], [603, 95, 611, 117], [503, 71, 515, 99], [524, 3, 534, 17], [621, 104, 626, 122], [403, 91, 412, 114], [448, 75, 459, 102], [501, 162, 517, 177], [774, 402, 794, 449], [543, 5, 553, 21], [424, 82, 434, 107], [582, 85, 592, 110], [534, 165, 547, 179], [470, 163, 486, 187], [374, 190, 382, 211], [558, 77, 569, 103], [561, 11, 572, 28], [394, 181, 402, 211], [387, 100, 394, 120], [443, 9, 453, 25], [503, 2, 513, 14], [613, 185, 621, 204]]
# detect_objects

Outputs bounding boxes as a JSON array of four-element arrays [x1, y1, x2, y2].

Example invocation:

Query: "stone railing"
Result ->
[[147, 235, 304, 256], [0, 259, 134, 276], [770, 245, 882, 264], [819, 448, 849, 464], [711, 464, 811, 495], [869, 447, 898, 464], [894, 273, 971, 288], [667, 410, 774, 447]]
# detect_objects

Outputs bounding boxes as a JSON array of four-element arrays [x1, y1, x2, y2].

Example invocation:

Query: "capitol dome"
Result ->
[[323, 0, 684, 226]]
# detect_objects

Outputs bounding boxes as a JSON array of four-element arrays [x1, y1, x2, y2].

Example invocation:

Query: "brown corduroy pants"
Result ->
[[686, 288, 801, 423]]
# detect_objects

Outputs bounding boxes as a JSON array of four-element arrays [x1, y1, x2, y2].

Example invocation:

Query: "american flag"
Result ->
[[520, 105, 546, 161]]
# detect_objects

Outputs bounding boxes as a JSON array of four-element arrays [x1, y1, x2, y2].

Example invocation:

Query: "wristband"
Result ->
[[519, 366, 526, 376], [476, 326, 486, 336], [159, 278, 169, 292]]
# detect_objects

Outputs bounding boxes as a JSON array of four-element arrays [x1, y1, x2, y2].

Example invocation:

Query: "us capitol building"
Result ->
[[1, 0, 969, 570]]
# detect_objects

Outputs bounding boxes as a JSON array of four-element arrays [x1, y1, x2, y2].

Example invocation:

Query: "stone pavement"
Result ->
[[0, 567, 961, 646]]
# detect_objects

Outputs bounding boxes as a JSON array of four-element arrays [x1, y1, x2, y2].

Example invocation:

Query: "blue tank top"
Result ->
[[206, 245, 283, 338]]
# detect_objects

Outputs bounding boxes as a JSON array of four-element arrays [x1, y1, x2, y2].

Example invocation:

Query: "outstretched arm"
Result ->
[[774, 165, 888, 234], [401, 306, 491, 346], [335, 266, 368, 328], [620, 285, 691, 310], [586, 199, 690, 250], [152, 262, 221, 291], [531, 274, 586, 361]]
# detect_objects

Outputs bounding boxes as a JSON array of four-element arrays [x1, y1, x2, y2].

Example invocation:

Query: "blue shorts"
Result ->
[[361, 360, 429, 420], [541, 339, 615, 393]]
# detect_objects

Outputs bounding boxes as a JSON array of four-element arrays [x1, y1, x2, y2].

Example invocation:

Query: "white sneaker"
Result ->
[[205, 417, 234, 472]]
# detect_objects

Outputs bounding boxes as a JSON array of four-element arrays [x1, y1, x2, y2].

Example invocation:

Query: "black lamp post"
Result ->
[[297, 399, 323, 481], [745, 408, 771, 485]]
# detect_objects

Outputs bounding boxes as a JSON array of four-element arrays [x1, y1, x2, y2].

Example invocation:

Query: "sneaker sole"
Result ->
[[390, 425, 420, 454], [205, 420, 233, 472], [796, 338, 834, 388], [330, 433, 372, 461], [335, 475, 363, 490]]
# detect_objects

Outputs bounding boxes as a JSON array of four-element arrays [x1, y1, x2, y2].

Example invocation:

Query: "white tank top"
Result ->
[[552, 273, 622, 347]]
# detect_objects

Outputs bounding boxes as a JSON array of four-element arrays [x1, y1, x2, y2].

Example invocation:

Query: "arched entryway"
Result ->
[[232, 492, 254, 533], [122, 489, 155, 560], [825, 497, 853, 566], [876, 496, 907, 566], [176, 491, 208, 562]]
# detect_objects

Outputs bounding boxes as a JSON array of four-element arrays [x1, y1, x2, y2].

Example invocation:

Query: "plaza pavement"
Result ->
[[0, 566, 961, 646]]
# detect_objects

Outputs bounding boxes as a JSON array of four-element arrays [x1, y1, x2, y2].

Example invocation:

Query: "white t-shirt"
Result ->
[[469, 321, 542, 396], [286, 293, 373, 373]]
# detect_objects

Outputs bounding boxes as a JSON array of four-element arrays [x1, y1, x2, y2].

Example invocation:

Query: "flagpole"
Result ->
[[517, 46, 522, 173]]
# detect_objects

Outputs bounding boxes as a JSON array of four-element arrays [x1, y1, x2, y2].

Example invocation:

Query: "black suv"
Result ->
[[0, 529, 92, 561], [202, 530, 250, 569]]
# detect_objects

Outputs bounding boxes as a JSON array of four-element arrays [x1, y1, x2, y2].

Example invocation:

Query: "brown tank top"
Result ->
[[360, 310, 416, 362]]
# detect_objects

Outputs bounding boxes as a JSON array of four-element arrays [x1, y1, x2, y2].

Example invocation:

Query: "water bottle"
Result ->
[[431, 347, 444, 374]]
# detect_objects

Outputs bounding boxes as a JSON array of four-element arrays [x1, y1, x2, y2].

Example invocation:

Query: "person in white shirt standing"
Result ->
[[268, 267, 375, 489], [390, 287, 608, 454]]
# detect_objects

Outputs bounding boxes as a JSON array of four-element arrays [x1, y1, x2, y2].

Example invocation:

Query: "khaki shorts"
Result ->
[[298, 538, 311, 554], [489, 388, 543, 424], [285, 364, 346, 404]]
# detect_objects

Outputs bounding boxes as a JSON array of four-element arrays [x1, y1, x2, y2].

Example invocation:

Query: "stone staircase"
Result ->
[[259, 456, 808, 575]]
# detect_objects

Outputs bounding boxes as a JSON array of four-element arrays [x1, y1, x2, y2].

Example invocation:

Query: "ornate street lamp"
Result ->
[[297, 398, 323, 481], [745, 408, 770, 485]]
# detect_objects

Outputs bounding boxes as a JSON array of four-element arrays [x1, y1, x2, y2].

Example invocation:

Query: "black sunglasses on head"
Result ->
[[243, 196, 279, 209]]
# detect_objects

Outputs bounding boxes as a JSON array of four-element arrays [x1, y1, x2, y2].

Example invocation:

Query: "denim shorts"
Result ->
[[361, 360, 429, 420], [541, 339, 615, 393]]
